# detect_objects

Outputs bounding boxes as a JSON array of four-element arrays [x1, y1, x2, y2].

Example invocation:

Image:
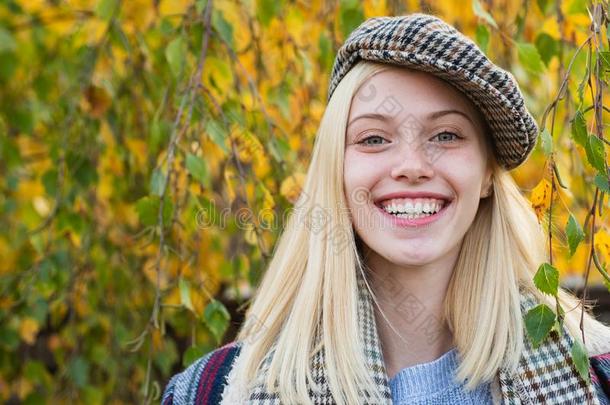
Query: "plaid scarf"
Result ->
[[220, 271, 601, 404]]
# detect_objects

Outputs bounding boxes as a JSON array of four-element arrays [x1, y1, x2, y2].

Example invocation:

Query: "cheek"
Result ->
[[343, 153, 384, 203], [437, 149, 487, 188]]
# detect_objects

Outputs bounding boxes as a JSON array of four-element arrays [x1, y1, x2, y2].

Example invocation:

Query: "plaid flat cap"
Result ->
[[328, 13, 539, 170]]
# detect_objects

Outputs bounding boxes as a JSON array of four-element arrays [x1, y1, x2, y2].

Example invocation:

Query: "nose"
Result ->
[[390, 142, 435, 182]]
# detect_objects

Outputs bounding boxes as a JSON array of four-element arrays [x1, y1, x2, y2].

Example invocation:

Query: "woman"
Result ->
[[163, 13, 610, 404]]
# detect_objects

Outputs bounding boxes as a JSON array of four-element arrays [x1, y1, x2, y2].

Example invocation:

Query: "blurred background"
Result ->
[[1, 0, 609, 403]]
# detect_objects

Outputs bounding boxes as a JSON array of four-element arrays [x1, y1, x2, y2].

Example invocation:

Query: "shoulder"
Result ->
[[161, 341, 243, 405]]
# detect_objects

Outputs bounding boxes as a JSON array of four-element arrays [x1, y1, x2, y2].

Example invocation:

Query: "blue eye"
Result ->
[[433, 131, 460, 142], [358, 135, 388, 146]]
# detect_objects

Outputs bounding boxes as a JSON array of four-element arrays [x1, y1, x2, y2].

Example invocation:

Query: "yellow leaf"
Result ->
[[16, 180, 44, 200], [280, 173, 306, 204], [159, 0, 191, 16], [19, 0, 46, 14], [224, 167, 237, 204], [595, 229, 610, 260], [202, 56, 233, 101], [259, 184, 275, 226], [16, 135, 47, 159], [261, 184, 275, 211], [122, 1, 156, 34], [0, 237, 14, 275], [125, 138, 148, 168], [286, 8, 307, 47], [19, 317, 40, 345], [32, 196, 51, 217], [530, 178, 552, 222], [289, 134, 301, 151], [245, 224, 258, 246], [253, 154, 270, 178], [15, 376, 33, 400], [363, 0, 389, 17], [142, 257, 170, 290]]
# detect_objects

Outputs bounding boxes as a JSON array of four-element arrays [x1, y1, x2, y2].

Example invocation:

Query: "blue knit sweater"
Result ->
[[389, 347, 492, 404]]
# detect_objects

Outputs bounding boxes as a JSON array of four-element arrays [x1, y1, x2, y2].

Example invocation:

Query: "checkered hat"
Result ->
[[328, 13, 539, 170]]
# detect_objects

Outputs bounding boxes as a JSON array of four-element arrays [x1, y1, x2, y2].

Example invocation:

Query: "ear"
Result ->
[[480, 168, 493, 198]]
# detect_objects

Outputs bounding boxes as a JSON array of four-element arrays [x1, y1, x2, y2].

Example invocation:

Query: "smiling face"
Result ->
[[343, 66, 493, 270]]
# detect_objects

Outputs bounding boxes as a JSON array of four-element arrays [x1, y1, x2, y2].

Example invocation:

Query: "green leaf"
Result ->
[[599, 51, 610, 71], [95, 0, 117, 20], [566, 213, 585, 257], [82, 386, 104, 405], [151, 119, 171, 153], [0, 50, 17, 81], [339, 6, 365, 39], [585, 134, 606, 173], [524, 304, 556, 348], [594, 173, 610, 194], [0, 27, 16, 52], [567, 0, 587, 15], [150, 168, 165, 196], [212, 10, 234, 48], [570, 110, 588, 147], [571, 339, 591, 384], [203, 299, 230, 343], [186, 153, 209, 187], [267, 137, 291, 163], [0, 327, 20, 350], [67, 356, 89, 388], [318, 34, 333, 72], [41, 169, 58, 196], [135, 196, 173, 227], [182, 345, 207, 367], [472, 0, 498, 28], [475, 24, 490, 53], [195, 0, 207, 14], [535, 33, 558, 66], [205, 119, 229, 154], [257, 0, 281, 26], [536, 0, 552, 14], [540, 128, 553, 156], [179, 277, 194, 312], [533, 263, 559, 296], [165, 37, 186, 77], [517, 42, 545, 74]]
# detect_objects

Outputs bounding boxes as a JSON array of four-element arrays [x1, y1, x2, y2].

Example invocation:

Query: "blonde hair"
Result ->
[[234, 61, 604, 403]]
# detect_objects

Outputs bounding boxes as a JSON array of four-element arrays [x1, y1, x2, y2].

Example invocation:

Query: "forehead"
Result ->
[[348, 67, 483, 127]]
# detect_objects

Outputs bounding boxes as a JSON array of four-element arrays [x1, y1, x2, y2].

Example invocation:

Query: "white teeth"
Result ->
[[381, 199, 445, 216]]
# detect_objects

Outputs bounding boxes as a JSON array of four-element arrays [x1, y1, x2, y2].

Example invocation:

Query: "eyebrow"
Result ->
[[347, 109, 475, 127]]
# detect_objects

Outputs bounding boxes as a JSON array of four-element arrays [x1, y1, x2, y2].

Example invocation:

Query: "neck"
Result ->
[[364, 248, 459, 379]]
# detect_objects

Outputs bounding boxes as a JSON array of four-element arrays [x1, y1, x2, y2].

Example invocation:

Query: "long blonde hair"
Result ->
[[234, 60, 604, 403]]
